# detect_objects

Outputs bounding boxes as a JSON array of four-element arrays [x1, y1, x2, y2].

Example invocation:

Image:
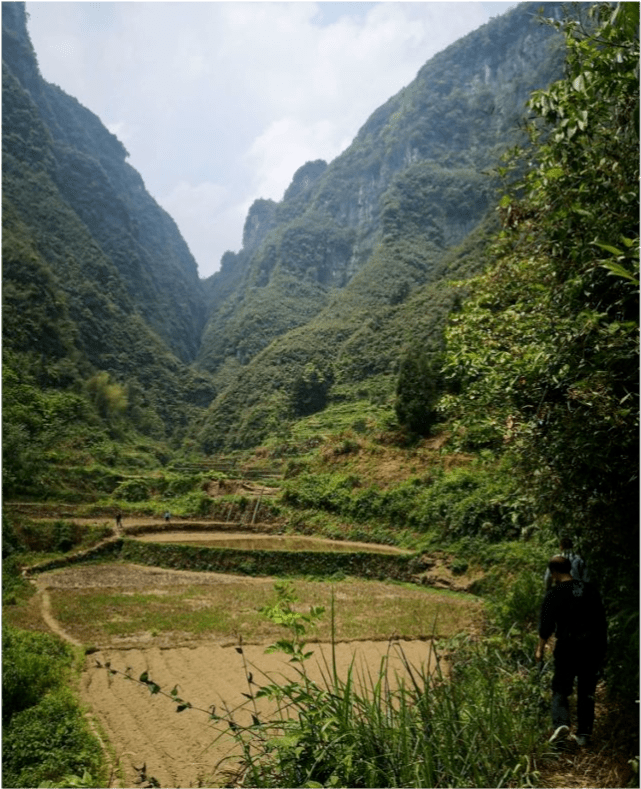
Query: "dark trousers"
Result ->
[[551, 642, 599, 736]]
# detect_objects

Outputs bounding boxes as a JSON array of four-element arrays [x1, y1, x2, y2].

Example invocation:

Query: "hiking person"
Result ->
[[535, 555, 607, 747], [544, 536, 589, 589], [164, 511, 171, 523]]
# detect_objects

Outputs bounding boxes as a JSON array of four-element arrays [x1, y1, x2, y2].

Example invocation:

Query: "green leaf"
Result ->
[[593, 241, 625, 257], [544, 167, 565, 180], [600, 261, 639, 285], [572, 73, 586, 92]]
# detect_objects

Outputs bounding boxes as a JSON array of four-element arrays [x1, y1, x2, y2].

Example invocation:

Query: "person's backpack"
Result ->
[[568, 551, 590, 583]]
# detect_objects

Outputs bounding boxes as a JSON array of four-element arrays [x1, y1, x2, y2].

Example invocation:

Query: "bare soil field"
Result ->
[[30, 561, 477, 788], [133, 529, 413, 554], [85, 639, 438, 788]]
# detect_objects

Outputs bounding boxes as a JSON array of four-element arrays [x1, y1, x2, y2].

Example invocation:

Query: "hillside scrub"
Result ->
[[438, 1, 639, 700], [2, 624, 106, 788], [282, 455, 533, 545]]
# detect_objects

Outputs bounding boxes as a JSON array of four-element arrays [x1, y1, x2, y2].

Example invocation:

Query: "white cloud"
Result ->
[[159, 180, 240, 275], [25, 2, 518, 277], [245, 116, 341, 201]]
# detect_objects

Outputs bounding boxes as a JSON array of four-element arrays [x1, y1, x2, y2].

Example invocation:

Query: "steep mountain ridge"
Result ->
[[3, 2, 206, 362], [2, 2, 215, 439], [199, 4, 564, 373], [3, 2, 566, 453], [193, 2, 566, 450]]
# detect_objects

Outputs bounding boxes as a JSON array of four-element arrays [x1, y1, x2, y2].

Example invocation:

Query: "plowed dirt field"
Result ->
[[32, 560, 468, 787]]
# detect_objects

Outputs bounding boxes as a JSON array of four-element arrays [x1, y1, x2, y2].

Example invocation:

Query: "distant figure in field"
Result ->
[[164, 511, 171, 523], [544, 536, 589, 589], [115, 513, 123, 530]]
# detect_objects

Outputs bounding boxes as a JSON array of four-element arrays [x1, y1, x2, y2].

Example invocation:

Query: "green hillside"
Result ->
[[193, 2, 565, 449], [2, 2, 217, 496]]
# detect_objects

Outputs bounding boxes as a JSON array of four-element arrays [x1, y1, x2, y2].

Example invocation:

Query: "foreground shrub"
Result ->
[[2, 688, 104, 789], [2, 626, 73, 724], [2, 625, 106, 788]]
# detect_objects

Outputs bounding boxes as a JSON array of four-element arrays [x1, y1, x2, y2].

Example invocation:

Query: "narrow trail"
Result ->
[[30, 577, 122, 785], [36, 583, 83, 648]]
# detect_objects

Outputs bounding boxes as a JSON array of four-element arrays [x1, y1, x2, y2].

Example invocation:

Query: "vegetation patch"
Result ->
[[118, 539, 419, 581], [43, 568, 478, 646], [2, 626, 106, 788]]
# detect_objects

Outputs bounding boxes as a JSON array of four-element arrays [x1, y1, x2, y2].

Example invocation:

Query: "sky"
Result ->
[[25, 1, 518, 278]]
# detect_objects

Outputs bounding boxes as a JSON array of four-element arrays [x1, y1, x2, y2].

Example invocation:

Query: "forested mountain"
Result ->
[[2, 1, 216, 480], [193, 2, 567, 449], [3, 1, 571, 464]]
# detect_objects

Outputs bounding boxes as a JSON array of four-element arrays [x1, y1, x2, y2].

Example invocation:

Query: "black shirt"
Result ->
[[539, 579, 607, 652]]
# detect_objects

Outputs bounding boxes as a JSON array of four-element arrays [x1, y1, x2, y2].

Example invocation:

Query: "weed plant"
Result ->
[[212, 583, 549, 788]]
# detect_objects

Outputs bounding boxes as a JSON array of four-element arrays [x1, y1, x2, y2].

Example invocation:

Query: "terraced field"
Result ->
[[27, 535, 482, 788]]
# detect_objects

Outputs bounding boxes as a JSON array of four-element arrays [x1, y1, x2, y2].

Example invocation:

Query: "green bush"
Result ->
[[2, 688, 105, 789], [2, 556, 30, 605], [2, 517, 23, 557], [485, 569, 545, 636], [114, 477, 152, 502], [2, 626, 73, 724], [411, 463, 532, 541], [173, 490, 214, 517], [162, 472, 203, 497]]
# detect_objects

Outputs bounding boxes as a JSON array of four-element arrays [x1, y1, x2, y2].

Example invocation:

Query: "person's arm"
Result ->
[[536, 589, 555, 661]]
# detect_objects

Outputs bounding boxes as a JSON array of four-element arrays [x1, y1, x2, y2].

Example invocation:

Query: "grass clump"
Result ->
[[221, 582, 548, 788]]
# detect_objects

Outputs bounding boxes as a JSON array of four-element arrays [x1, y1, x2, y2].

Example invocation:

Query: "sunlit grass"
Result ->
[[49, 575, 481, 645]]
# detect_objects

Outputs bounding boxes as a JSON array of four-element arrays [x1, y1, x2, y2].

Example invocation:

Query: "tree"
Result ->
[[290, 362, 334, 417], [440, 3, 638, 696], [85, 372, 128, 423], [395, 349, 444, 436]]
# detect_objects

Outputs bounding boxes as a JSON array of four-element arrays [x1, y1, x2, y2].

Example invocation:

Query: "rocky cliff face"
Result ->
[[197, 2, 565, 383], [192, 2, 567, 451]]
